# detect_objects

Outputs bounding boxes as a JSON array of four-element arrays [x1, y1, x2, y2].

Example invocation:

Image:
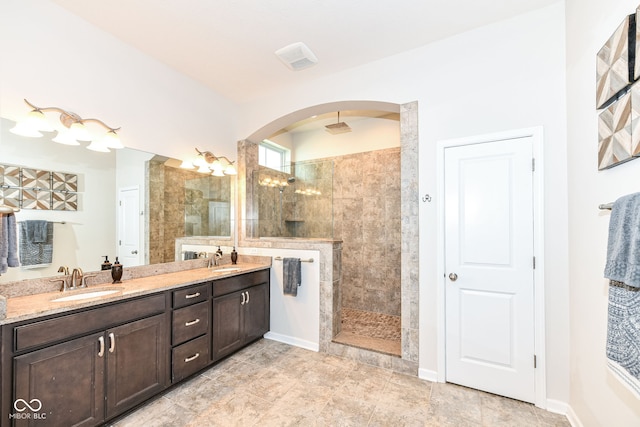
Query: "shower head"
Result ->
[[325, 111, 351, 135], [287, 177, 296, 183]]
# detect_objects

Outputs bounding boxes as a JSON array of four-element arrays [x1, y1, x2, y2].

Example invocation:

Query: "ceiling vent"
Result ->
[[275, 42, 318, 71]]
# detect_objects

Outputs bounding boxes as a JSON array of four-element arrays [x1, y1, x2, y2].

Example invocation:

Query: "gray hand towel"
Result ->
[[26, 220, 48, 243], [1, 213, 19, 273], [283, 257, 301, 296], [19, 221, 52, 267], [604, 192, 640, 288]]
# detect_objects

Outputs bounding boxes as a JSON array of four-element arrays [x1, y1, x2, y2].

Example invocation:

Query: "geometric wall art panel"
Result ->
[[22, 189, 51, 210], [632, 83, 640, 156], [636, 5, 640, 80], [52, 172, 78, 192], [52, 191, 77, 211], [0, 187, 21, 209], [597, 14, 635, 109], [21, 168, 51, 190], [598, 88, 637, 169], [0, 163, 78, 211], [0, 164, 21, 188]]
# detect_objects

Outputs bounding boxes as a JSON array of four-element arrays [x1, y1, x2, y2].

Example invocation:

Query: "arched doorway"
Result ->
[[238, 100, 419, 372]]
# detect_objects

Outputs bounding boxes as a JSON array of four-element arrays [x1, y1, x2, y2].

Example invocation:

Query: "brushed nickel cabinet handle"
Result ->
[[245, 291, 249, 304], [241, 292, 246, 305], [98, 336, 104, 357], [184, 353, 200, 363], [185, 319, 200, 327], [108, 332, 115, 353], [185, 292, 201, 299]]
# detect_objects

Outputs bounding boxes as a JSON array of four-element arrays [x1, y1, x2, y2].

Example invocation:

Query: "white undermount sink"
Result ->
[[212, 267, 241, 273], [51, 287, 123, 302]]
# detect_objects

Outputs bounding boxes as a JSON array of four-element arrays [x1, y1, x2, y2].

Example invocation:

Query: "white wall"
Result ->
[[291, 118, 399, 162], [566, 0, 640, 425], [0, 0, 238, 163], [237, 2, 570, 408]]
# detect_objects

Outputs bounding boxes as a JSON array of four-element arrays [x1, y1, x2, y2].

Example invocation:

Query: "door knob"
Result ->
[[448, 273, 458, 282], [131, 250, 138, 254]]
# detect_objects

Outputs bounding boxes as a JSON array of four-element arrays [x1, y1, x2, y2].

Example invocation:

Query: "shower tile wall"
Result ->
[[148, 161, 230, 264], [334, 148, 401, 317]]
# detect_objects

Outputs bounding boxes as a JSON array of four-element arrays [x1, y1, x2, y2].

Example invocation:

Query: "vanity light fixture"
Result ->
[[189, 148, 237, 176], [10, 99, 123, 151]]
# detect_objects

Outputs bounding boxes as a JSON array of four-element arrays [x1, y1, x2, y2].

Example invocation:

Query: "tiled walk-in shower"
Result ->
[[334, 308, 401, 356]]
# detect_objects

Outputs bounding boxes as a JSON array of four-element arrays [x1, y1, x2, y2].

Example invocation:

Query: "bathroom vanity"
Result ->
[[0, 265, 270, 427]]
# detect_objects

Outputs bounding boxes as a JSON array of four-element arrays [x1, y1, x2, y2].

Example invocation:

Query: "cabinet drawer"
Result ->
[[212, 269, 269, 297], [14, 293, 166, 352], [172, 301, 209, 345], [172, 334, 209, 383], [173, 283, 209, 309]]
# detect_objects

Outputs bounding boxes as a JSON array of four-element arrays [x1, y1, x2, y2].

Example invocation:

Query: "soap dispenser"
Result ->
[[111, 257, 123, 284], [216, 246, 223, 257], [231, 247, 238, 265], [101, 256, 112, 271]]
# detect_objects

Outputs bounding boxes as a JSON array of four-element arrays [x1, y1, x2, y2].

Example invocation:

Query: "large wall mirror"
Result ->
[[0, 117, 234, 283]]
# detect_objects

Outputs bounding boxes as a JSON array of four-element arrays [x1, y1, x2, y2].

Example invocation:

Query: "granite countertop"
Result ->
[[1, 263, 270, 325]]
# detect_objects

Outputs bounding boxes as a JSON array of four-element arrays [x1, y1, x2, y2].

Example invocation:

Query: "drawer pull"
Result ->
[[98, 336, 105, 357], [184, 353, 200, 363], [185, 292, 201, 299], [108, 332, 116, 353], [185, 318, 200, 327], [245, 291, 250, 304]]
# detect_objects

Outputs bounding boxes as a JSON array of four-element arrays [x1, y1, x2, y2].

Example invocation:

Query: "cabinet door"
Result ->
[[211, 291, 243, 361], [13, 333, 105, 427], [105, 314, 168, 419], [244, 283, 270, 343]]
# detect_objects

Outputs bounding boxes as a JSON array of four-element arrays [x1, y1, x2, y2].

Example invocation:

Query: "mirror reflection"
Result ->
[[0, 117, 233, 283]]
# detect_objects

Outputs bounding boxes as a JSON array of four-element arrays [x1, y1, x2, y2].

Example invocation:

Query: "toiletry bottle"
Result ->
[[102, 255, 112, 271], [111, 257, 123, 284], [216, 246, 223, 256], [231, 247, 238, 265]]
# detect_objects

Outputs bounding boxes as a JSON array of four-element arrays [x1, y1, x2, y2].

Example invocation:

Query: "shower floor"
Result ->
[[333, 308, 401, 357]]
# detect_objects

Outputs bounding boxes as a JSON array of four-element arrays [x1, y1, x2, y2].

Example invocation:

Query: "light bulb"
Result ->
[[102, 130, 123, 149], [70, 122, 91, 141], [86, 140, 110, 152], [53, 129, 81, 146], [224, 164, 237, 175]]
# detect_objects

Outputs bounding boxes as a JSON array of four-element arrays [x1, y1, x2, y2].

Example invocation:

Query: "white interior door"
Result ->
[[444, 136, 535, 403], [118, 186, 142, 267]]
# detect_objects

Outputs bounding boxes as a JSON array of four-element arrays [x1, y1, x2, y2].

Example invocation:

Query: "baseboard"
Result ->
[[264, 331, 319, 352], [418, 368, 439, 382], [564, 404, 584, 427]]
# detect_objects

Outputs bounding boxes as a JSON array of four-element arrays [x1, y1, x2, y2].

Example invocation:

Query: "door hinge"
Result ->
[[533, 256, 536, 269], [119, 240, 122, 246], [532, 158, 536, 172], [534, 355, 537, 368]]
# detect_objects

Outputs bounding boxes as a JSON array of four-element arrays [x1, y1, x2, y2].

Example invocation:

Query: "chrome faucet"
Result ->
[[70, 268, 84, 289]]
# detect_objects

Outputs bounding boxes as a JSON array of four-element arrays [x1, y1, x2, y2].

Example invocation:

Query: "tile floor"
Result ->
[[111, 339, 570, 427], [334, 308, 402, 356]]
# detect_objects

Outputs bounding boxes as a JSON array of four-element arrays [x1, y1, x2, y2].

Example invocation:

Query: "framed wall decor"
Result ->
[[596, 14, 635, 109]]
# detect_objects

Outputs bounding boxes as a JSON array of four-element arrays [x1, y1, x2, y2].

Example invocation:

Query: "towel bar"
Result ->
[[273, 256, 314, 263], [599, 203, 614, 210]]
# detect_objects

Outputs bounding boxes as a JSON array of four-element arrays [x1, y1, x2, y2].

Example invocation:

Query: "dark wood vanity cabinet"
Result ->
[[212, 270, 270, 361], [1, 293, 169, 427], [0, 267, 270, 427]]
